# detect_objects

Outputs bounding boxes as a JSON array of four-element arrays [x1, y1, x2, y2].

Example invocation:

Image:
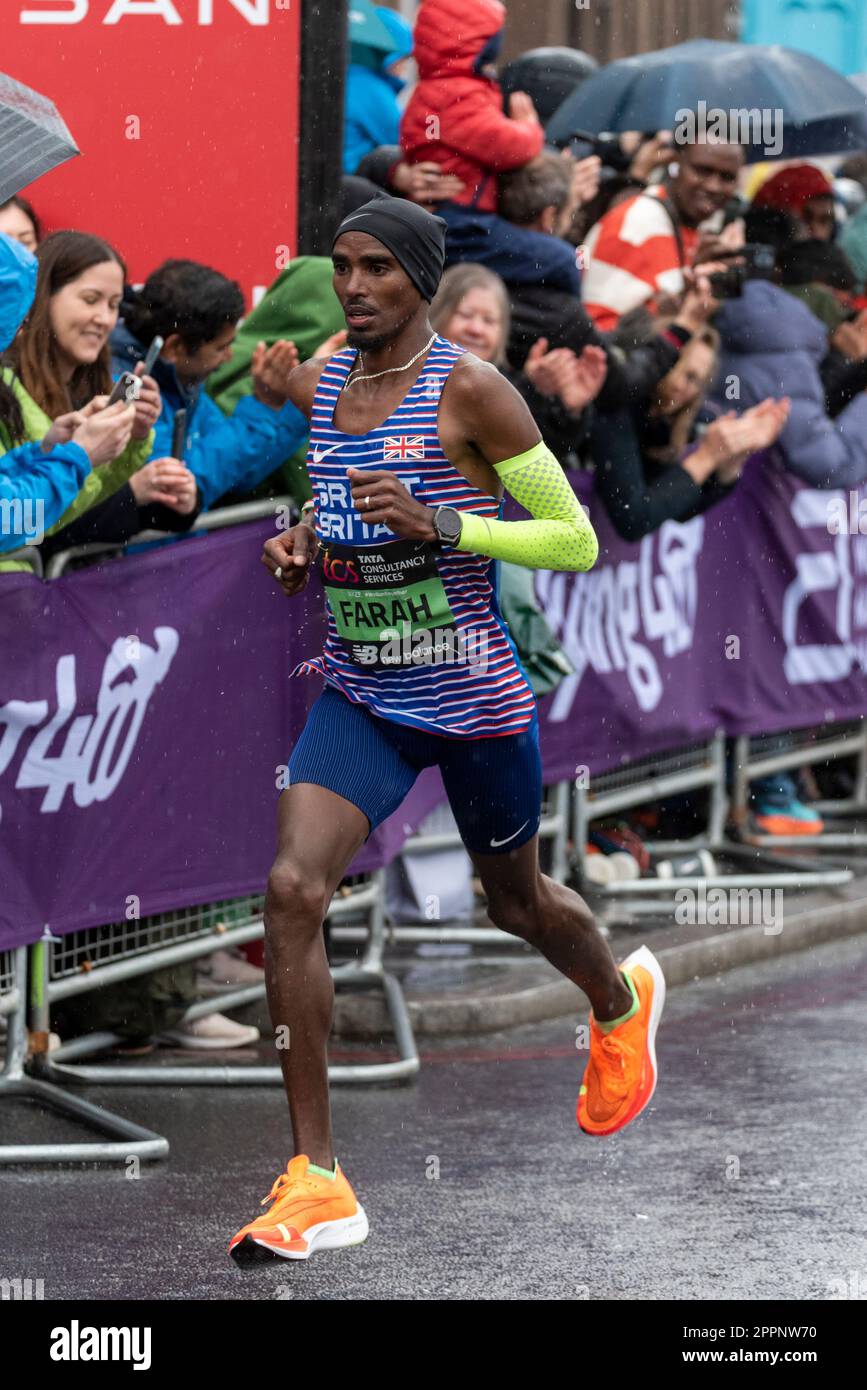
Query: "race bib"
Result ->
[[318, 538, 459, 668]]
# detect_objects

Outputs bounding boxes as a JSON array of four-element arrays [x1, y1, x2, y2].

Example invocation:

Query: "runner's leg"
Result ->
[[265, 687, 421, 1169], [437, 713, 632, 1021], [265, 783, 369, 1171], [467, 835, 633, 1022]]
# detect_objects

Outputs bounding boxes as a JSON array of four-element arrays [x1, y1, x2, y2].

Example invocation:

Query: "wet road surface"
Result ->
[[2, 935, 865, 1300]]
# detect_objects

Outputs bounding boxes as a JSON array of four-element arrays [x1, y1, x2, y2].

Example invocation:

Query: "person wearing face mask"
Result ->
[[0, 230, 171, 572], [0, 230, 138, 556]]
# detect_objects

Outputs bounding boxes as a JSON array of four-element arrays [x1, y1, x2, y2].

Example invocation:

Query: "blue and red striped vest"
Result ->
[[290, 335, 535, 738]]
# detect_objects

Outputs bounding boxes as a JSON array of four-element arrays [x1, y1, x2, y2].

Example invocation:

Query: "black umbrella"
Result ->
[[546, 39, 867, 163], [0, 71, 79, 205]]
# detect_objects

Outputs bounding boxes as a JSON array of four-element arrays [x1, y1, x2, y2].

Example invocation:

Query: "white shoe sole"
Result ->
[[620, 944, 666, 1111], [250, 1206, 369, 1262], [157, 1028, 260, 1050]]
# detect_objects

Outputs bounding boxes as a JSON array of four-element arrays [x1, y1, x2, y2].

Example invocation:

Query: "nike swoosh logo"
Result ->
[[271, 1197, 334, 1218], [312, 441, 344, 464], [489, 820, 530, 848]]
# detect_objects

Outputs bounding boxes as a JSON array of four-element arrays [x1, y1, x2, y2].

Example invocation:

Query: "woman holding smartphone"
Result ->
[[0, 230, 194, 570]]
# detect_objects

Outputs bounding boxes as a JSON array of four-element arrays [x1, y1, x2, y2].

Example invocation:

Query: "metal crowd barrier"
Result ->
[[570, 730, 853, 914], [572, 732, 727, 888], [731, 719, 867, 850], [43, 495, 295, 578], [23, 507, 862, 1139], [0, 944, 168, 1166], [13, 546, 43, 577], [39, 872, 418, 1089]]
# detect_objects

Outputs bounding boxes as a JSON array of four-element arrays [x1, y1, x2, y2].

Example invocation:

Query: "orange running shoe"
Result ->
[[229, 1155, 368, 1264], [577, 945, 666, 1137]]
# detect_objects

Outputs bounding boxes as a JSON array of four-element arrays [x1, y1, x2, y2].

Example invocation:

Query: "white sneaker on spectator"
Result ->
[[158, 1012, 260, 1050], [196, 948, 265, 995]]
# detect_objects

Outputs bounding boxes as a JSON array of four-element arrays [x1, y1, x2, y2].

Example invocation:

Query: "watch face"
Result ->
[[437, 508, 461, 543]]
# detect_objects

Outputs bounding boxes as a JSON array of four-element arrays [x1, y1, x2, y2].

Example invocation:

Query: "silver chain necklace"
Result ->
[[342, 332, 436, 391]]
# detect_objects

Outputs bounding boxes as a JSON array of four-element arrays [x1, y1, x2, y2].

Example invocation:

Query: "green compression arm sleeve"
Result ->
[[454, 440, 598, 572]]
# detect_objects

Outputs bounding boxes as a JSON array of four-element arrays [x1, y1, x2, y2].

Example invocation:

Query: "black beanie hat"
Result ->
[[332, 195, 447, 302]]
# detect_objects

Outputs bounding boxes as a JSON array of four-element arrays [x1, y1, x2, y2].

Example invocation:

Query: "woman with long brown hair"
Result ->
[[0, 231, 192, 570], [7, 230, 137, 418]]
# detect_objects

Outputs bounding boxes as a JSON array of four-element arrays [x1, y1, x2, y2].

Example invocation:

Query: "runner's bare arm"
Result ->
[[260, 358, 326, 591], [284, 357, 329, 421], [445, 358, 599, 572]]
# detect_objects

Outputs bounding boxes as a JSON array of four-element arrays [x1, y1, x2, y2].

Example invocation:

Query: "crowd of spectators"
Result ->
[[5, 0, 867, 1045]]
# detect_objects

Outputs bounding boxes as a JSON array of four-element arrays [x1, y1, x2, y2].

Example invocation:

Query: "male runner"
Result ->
[[229, 198, 666, 1265]]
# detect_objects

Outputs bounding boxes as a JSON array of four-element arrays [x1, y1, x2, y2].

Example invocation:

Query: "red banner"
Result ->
[[3, 0, 300, 305]]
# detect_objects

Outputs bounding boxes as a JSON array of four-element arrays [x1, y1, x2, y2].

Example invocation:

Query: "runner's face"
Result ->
[[332, 232, 423, 349]]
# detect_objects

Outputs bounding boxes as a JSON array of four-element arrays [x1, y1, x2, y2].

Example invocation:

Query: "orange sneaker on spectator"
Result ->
[[752, 796, 823, 837]]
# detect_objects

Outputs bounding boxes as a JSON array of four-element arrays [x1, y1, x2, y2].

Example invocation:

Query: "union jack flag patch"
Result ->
[[383, 435, 426, 461]]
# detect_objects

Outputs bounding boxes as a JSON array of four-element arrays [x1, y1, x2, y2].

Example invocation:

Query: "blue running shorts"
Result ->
[[286, 685, 541, 855]]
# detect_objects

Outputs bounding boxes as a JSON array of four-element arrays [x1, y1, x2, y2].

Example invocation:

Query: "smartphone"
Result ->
[[142, 334, 164, 376], [106, 372, 142, 407], [171, 408, 187, 460]]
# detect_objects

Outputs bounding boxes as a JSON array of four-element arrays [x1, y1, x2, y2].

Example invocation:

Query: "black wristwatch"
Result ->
[[432, 505, 463, 547]]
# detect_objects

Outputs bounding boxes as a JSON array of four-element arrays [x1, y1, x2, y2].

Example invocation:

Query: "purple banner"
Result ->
[[0, 520, 444, 949], [2, 454, 867, 950], [533, 451, 867, 781]]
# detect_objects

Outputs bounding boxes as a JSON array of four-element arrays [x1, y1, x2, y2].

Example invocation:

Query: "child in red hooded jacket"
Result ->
[[399, 0, 582, 295], [401, 0, 543, 214]]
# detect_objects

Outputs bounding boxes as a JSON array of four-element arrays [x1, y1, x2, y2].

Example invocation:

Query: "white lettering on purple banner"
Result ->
[[784, 489, 859, 683], [536, 518, 704, 720], [0, 628, 178, 822]]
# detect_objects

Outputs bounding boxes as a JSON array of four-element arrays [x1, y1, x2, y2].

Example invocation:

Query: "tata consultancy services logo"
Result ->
[[20, 1, 271, 25]]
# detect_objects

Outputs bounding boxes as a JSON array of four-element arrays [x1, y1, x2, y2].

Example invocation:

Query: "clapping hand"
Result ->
[[524, 338, 608, 414]]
